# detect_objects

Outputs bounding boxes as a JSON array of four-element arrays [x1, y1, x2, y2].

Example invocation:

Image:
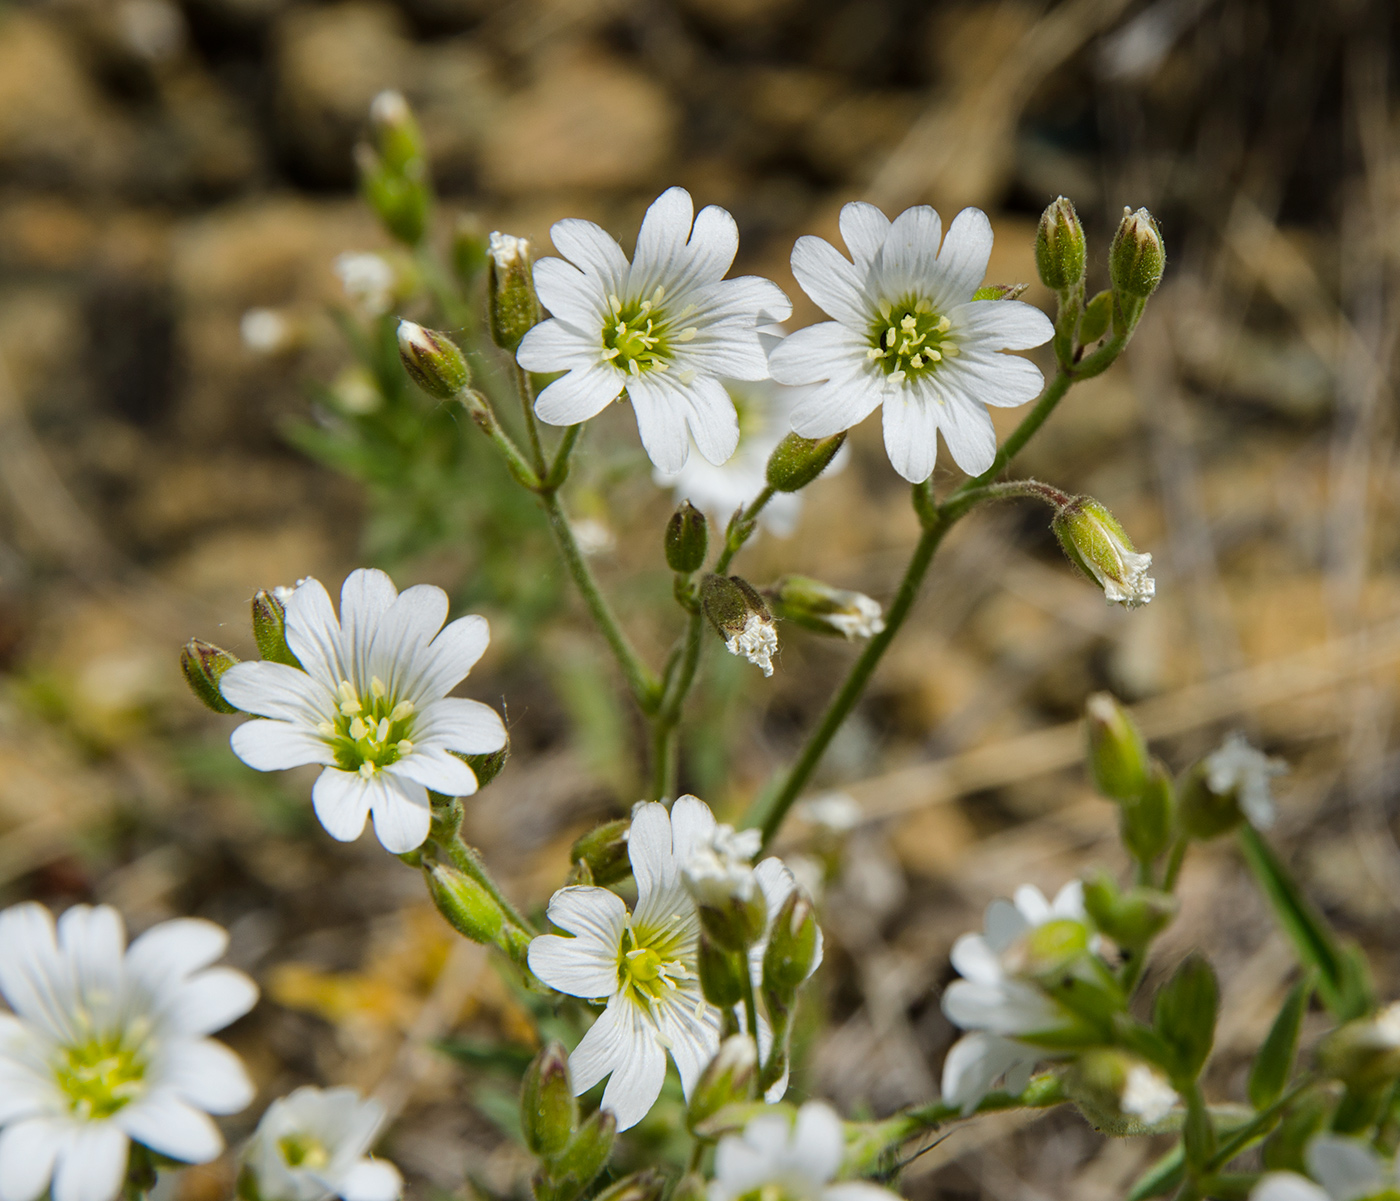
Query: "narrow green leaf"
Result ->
[[1248, 974, 1313, 1109], [1127, 1144, 1185, 1201], [1183, 1087, 1217, 1171]]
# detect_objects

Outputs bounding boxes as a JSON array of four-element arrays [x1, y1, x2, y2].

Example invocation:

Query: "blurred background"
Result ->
[[1, 0, 1398, 1196]]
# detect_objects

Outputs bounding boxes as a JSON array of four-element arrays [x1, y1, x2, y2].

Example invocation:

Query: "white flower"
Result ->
[[219, 569, 507, 855], [1120, 1064, 1178, 1125], [527, 796, 725, 1131], [708, 1101, 896, 1201], [769, 203, 1054, 483], [569, 518, 616, 557], [1205, 733, 1286, 830], [797, 792, 861, 834], [726, 613, 778, 677], [243, 1086, 401, 1201], [334, 253, 396, 318], [939, 882, 1094, 1113], [1253, 1137, 1400, 1201], [0, 903, 257, 1201], [516, 187, 792, 474], [489, 231, 528, 272], [682, 824, 763, 909], [654, 381, 832, 538], [242, 308, 293, 355]]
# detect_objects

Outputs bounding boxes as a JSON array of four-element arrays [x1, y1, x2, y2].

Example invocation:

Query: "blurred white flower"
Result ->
[[1205, 733, 1286, 830], [241, 308, 294, 356], [334, 253, 396, 318], [1120, 1064, 1178, 1125], [1253, 1136, 1400, 1201], [569, 518, 616, 557], [0, 903, 256, 1201], [682, 824, 762, 909]]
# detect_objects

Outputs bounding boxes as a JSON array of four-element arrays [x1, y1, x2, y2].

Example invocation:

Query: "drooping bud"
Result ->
[[251, 590, 300, 666], [697, 932, 747, 1009], [488, 232, 542, 353], [701, 575, 778, 677], [426, 863, 504, 945], [1084, 692, 1149, 802], [570, 819, 631, 887], [1110, 207, 1165, 302], [1082, 874, 1178, 949], [687, 1036, 758, 1128], [665, 502, 709, 574], [592, 1171, 665, 1201], [764, 575, 884, 641], [1052, 496, 1156, 609], [452, 214, 489, 288], [182, 639, 240, 714], [1317, 1004, 1400, 1093], [1153, 953, 1218, 1084], [1079, 289, 1114, 346], [1120, 759, 1175, 864], [761, 888, 819, 1005], [1035, 196, 1087, 292], [397, 321, 472, 399], [521, 1042, 577, 1159], [1065, 1049, 1179, 1135], [765, 432, 846, 493], [682, 825, 767, 952], [461, 733, 510, 790]]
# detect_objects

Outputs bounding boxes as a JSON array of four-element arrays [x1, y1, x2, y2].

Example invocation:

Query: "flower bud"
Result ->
[[570, 819, 631, 887], [971, 283, 1029, 301], [181, 639, 240, 714], [452, 214, 489, 287], [1317, 1004, 1400, 1093], [1154, 953, 1218, 1084], [687, 1035, 757, 1128], [1176, 760, 1241, 840], [683, 826, 767, 953], [593, 1171, 665, 1201], [461, 734, 510, 790], [1053, 497, 1156, 609], [1035, 196, 1087, 292], [1065, 1049, 1178, 1135], [762, 888, 819, 1004], [666, 501, 709, 574], [426, 863, 504, 945], [1079, 289, 1113, 346], [1082, 875, 1177, 949], [697, 932, 747, 1009], [535, 1108, 616, 1201], [251, 590, 300, 667], [765, 432, 846, 493], [521, 1042, 577, 1159], [1084, 692, 1148, 802], [398, 321, 472, 400], [764, 575, 884, 641], [357, 148, 429, 247], [702, 575, 777, 677], [1120, 759, 1175, 863], [1110, 207, 1165, 301], [489, 232, 542, 353], [369, 89, 425, 176]]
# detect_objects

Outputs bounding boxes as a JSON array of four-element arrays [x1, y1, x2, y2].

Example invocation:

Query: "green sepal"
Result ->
[[1154, 953, 1218, 1084], [1248, 973, 1313, 1109], [251, 590, 301, 666], [1079, 289, 1114, 345]]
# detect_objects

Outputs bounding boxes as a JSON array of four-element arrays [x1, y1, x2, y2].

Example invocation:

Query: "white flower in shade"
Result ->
[[241, 308, 294, 356], [1252, 1137, 1400, 1201], [219, 569, 507, 855], [682, 824, 763, 909], [654, 380, 832, 538], [709, 1101, 897, 1201], [797, 792, 862, 834], [0, 903, 257, 1201], [516, 187, 792, 475], [334, 253, 396, 318], [940, 882, 1094, 1113], [527, 796, 724, 1131], [1120, 1064, 1178, 1125], [769, 203, 1054, 483], [1205, 733, 1286, 830], [569, 518, 616, 557], [727, 614, 778, 678], [243, 1086, 401, 1201]]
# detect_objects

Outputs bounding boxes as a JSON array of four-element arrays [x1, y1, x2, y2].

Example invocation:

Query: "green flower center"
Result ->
[[54, 1035, 148, 1120], [617, 914, 693, 1008], [318, 676, 417, 777], [735, 1180, 819, 1201], [278, 1133, 331, 1169], [867, 297, 960, 382], [600, 289, 697, 377]]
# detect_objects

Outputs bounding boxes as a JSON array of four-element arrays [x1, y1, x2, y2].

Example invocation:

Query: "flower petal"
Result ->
[[839, 202, 891, 271], [366, 584, 450, 700], [126, 919, 228, 989], [313, 768, 372, 843], [116, 1090, 224, 1163], [532, 258, 608, 333], [161, 967, 258, 1036], [1307, 1137, 1387, 1201], [600, 1006, 667, 1131], [533, 366, 623, 427], [948, 934, 1002, 987], [657, 989, 721, 1099], [682, 376, 741, 466], [385, 747, 477, 798], [0, 1117, 63, 1201], [219, 661, 335, 724], [516, 316, 603, 373], [627, 376, 692, 474], [873, 205, 942, 301], [417, 698, 506, 756], [630, 186, 697, 297], [933, 207, 994, 306], [528, 913, 623, 1000], [627, 802, 679, 910], [929, 382, 997, 477], [982, 898, 1029, 952], [51, 1122, 128, 1201], [944, 350, 1046, 409], [230, 719, 335, 772], [954, 299, 1054, 351], [880, 385, 940, 484], [788, 372, 885, 440], [56, 906, 124, 1012], [768, 322, 871, 388], [569, 996, 627, 1095], [337, 1159, 403, 1201], [284, 577, 349, 689], [792, 1102, 843, 1184], [0, 903, 73, 1041], [367, 774, 431, 854], [790, 235, 868, 329], [339, 569, 399, 683], [549, 219, 629, 294], [940, 1032, 1037, 1115], [161, 1037, 255, 1114]]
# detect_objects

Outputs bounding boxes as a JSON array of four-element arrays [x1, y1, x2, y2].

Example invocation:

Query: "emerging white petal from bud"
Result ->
[[370, 89, 410, 129], [725, 613, 777, 677], [1121, 1064, 1178, 1124], [489, 230, 529, 271], [683, 823, 762, 908], [1204, 733, 1286, 830]]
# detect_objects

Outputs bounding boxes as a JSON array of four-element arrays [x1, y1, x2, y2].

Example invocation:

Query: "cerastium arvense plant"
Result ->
[[15, 91, 1378, 1201]]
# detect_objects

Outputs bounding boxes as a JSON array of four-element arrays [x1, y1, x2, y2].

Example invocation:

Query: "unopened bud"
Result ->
[[1154, 953, 1218, 1083], [489, 232, 541, 353], [593, 1171, 665, 1201], [765, 432, 846, 493], [1079, 289, 1113, 346], [1053, 497, 1155, 609], [1065, 1049, 1178, 1135], [357, 148, 429, 247], [1110, 207, 1165, 301], [1035, 196, 1087, 292], [398, 321, 471, 399], [702, 575, 777, 677], [251, 590, 300, 667], [1082, 875, 1178, 949], [462, 734, 510, 790], [453, 215, 489, 287], [426, 863, 504, 944], [665, 502, 709, 574], [765, 575, 884, 641], [369, 90, 425, 175], [1121, 759, 1175, 863], [683, 826, 767, 952], [571, 819, 631, 887], [1084, 692, 1148, 802], [1317, 1004, 1400, 1093], [1180, 733, 1284, 836], [972, 283, 1029, 301], [536, 1108, 615, 1201], [521, 1042, 577, 1159], [762, 889, 819, 1004], [182, 639, 240, 714], [688, 1036, 758, 1127], [697, 932, 747, 1009]]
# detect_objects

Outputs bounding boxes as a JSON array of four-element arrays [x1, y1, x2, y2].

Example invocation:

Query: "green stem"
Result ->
[[514, 363, 548, 476], [1205, 1078, 1314, 1172], [459, 388, 540, 489], [1163, 839, 1188, 891], [546, 423, 582, 488], [440, 832, 537, 934], [741, 963, 760, 1054]]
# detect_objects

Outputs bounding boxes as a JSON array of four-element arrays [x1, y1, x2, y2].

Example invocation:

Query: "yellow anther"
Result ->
[[928, 349, 942, 362], [370, 677, 386, 699], [639, 299, 652, 314], [910, 354, 924, 368], [653, 285, 666, 305], [337, 681, 361, 714], [937, 315, 951, 333], [608, 294, 622, 313], [915, 298, 932, 313], [317, 721, 335, 737], [375, 717, 390, 742], [900, 314, 917, 331], [884, 328, 896, 348], [389, 700, 415, 722], [677, 327, 697, 342], [678, 368, 697, 385], [397, 739, 414, 755], [629, 360, 640, 376], [942, 344, 960, 357], [866, 347, 883, 360], [349, 717, 367, 740], [890, 369, 906, 384], [359, 762, 375, 779]]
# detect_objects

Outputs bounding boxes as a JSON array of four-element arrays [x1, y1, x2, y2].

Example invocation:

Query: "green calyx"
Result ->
[[55, 1035, 148, 1120], [321, 677, 417, 775], [866, 296, 960, 382], [601, 290, 692, 376]]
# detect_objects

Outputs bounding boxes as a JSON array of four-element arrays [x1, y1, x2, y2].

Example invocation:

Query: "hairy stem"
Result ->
[[513, 363, 547, 476], [440, 831, 537, 934]]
